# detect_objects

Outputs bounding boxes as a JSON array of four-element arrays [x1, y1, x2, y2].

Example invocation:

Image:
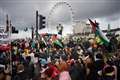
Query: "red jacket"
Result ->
[[45, 64, 60, 78]]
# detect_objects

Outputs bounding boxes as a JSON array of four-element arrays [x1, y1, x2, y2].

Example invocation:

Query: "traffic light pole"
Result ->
[[31, 26, 34, 39], [36, 10, 38, 40], [36, 10, 46, 40]]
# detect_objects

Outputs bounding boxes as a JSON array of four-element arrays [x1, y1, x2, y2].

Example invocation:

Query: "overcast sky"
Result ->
[[0, 0, 120, 34]]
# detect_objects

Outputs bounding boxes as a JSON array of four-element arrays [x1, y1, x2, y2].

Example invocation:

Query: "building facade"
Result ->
[[73, 21, 92, 34]]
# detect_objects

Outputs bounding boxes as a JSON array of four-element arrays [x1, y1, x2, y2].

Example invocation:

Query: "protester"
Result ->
[[0, 33, 119, 80]]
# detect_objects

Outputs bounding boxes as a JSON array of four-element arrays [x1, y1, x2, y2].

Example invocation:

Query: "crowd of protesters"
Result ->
[[0, 45, 11, 80], [0, 34, 120, 80]]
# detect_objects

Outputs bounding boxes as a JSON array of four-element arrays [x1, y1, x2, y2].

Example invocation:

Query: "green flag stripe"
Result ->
[[53, 40, 63, 48], [96, 28, 109, 45]]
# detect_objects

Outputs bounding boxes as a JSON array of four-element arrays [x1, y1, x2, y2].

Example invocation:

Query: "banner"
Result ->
[[0, 27, 9, 41]]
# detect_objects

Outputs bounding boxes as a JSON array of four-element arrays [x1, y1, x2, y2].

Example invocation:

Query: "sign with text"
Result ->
[[0, 27, 9, 41], [0, 33, 9, 39]]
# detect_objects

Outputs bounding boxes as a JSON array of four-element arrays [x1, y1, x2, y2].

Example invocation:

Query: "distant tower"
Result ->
[[6, 14, 9, 32]]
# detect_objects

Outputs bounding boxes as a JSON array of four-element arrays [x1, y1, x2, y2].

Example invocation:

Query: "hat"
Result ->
[[40, 58, 48, 65]]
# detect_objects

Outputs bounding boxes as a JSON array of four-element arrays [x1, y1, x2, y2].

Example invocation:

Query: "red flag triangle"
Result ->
[[88, 19, 97, 32]]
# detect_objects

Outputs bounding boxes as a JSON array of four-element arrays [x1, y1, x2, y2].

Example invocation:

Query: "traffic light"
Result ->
[[39, 15, 46, 29], [12, 26, 18, 33]]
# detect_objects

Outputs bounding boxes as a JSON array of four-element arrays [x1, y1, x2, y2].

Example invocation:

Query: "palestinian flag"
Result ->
[[89, 19, 110, 46], [53, 39, 63, 48], [95, 36, 103, 45]]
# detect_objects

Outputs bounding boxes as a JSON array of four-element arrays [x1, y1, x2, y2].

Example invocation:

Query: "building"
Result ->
[[71, 21, 120, 42], [73, 21, 92, 34]]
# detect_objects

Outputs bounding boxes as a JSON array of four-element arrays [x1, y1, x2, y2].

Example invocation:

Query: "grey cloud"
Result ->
[[0, 0, 120, 29]]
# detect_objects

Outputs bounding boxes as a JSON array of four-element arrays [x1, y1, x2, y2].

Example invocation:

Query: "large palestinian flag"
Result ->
[[89, 19, 110, 46]]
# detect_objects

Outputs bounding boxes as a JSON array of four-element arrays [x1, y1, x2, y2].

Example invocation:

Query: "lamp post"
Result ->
[[56, 24, 63, 38]]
